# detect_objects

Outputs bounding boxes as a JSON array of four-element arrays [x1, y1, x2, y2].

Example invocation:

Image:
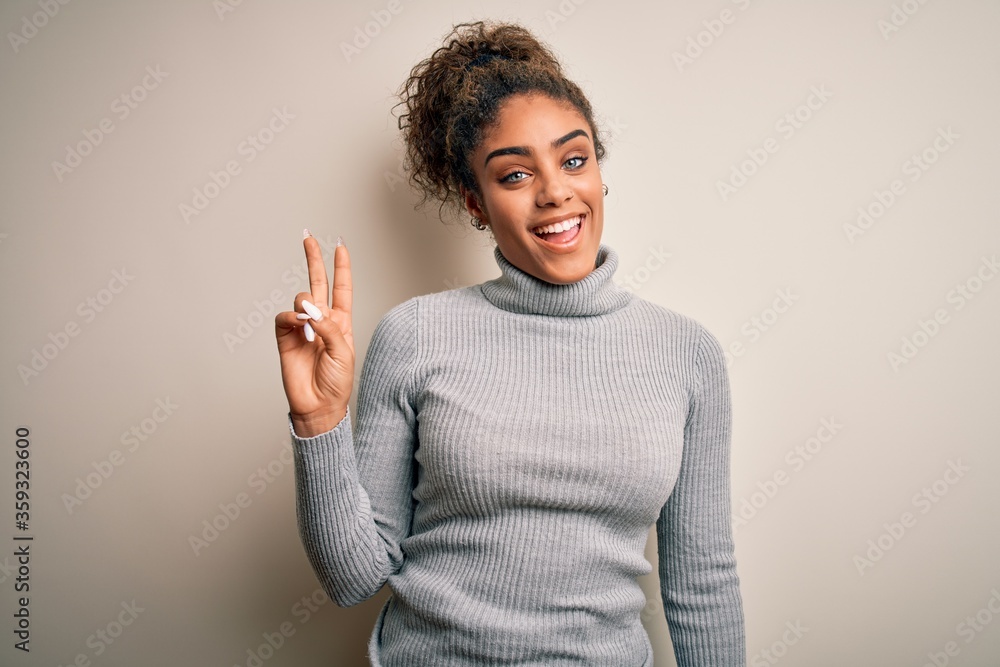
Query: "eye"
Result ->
[[499, 169, 528, 184], [564, 155, 588, 170]]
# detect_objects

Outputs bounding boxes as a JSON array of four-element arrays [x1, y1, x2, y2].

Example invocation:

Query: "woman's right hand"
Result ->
[[275, 231, 355, 438]]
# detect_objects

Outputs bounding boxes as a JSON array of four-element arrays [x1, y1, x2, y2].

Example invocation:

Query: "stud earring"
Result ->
[[602, 184, 609, 196]]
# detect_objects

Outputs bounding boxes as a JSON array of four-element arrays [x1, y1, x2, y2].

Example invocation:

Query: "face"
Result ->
[[463, 92, 604, 285]]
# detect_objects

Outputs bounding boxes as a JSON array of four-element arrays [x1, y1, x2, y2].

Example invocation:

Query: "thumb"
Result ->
[[301, 300, 349, 360]]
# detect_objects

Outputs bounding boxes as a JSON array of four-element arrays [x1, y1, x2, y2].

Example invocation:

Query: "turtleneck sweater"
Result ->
[[288, 243, 746, 666]]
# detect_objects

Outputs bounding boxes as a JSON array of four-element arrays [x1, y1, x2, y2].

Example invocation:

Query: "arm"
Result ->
[[289, 299, 419, 607], [655, 325, 746, 666]]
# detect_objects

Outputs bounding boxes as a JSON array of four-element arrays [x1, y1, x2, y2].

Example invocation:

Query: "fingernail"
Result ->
[[303, 321, 315, 342], [336, 235, 344, 247], [301, 299, 323, 321], [303, 228, 312, 239], [296, 313, 311, 320]]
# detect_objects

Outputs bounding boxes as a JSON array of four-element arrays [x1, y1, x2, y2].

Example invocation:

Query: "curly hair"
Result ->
[[393, 20, 607, 222]]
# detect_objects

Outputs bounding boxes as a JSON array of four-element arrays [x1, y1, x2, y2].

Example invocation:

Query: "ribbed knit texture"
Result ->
[[288, 243, 746, 666]]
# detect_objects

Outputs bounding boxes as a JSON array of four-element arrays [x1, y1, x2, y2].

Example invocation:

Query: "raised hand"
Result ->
[[275, 230, 355, 437]]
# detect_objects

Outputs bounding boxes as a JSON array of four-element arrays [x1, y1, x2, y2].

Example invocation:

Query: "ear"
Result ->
[[461, 186, 487, 223]]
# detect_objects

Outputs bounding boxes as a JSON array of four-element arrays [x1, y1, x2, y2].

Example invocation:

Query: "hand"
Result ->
[[275, 231, 355, 437]]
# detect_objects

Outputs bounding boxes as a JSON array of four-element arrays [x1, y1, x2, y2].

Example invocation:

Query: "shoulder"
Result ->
[[626, 296, 728, 401], [627, 294, 723, 357], [373, 295, 419, 336], [370, 284, 483, 343], [385, 284, 486, 324]]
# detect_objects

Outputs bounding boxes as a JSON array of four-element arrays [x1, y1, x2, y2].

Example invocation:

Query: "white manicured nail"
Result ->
[[301, 299, 323, 321], [303, 228, 312, 239], [296, 313, 311, 320], [303, 321, 315, 342]]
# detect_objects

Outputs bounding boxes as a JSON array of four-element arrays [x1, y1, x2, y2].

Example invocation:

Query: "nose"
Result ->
[[535, 167, 573, 207]]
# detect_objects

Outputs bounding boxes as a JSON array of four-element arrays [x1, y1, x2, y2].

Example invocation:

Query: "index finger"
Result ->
[[303, 231, 329, 307]]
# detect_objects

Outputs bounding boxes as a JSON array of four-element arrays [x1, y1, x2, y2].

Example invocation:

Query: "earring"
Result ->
[[471, 216, 488, 230], [602, 184, 609, 196]]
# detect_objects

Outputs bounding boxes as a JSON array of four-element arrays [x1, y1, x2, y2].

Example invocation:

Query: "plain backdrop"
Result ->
[[2, 0, 999, 665]]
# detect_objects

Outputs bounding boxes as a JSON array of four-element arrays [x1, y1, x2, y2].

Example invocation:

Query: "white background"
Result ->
[[1, 0, 998, 665]]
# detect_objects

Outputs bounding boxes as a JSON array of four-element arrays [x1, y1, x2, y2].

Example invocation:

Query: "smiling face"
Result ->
[[463, 92, 605, 285]]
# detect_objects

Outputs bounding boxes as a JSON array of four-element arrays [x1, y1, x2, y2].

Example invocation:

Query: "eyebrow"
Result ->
[[483, 129, 590, 167]]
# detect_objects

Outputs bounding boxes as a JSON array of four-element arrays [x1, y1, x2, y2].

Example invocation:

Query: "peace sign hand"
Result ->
[[275, 231, 355, 438]]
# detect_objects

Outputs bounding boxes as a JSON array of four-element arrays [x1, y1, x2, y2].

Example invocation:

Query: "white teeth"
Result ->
[[533, 215, 581, 236]]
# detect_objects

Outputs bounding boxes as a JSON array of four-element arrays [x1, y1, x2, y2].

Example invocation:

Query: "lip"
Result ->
[[529, 212, 587, 232], [530, 212, 586, 254]]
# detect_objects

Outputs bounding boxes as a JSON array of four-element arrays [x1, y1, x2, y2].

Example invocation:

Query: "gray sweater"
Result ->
[[288, 243, 746, 666]]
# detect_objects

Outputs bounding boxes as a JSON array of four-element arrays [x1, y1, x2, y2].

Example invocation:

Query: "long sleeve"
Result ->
[[288, 298, 419, 608], [655, 325, 746, 666]]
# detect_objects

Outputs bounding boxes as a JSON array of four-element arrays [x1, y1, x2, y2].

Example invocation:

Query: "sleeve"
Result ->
[[288, 298, 419, 608], [655, 324, 746, 666]]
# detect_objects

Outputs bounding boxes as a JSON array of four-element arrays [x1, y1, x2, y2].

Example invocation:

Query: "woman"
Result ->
[[274, 20, 745, 666]]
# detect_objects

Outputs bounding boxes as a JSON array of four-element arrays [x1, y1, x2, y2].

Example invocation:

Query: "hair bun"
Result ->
[[464, 50, 512, 71]]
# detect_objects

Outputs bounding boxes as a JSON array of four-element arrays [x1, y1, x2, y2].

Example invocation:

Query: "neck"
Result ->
[[480, 243, 633, 317]]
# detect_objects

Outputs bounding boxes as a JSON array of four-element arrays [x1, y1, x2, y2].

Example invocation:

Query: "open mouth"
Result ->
[[530, 214, 584, 246]]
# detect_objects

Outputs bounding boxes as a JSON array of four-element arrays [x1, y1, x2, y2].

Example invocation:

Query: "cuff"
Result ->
[[287, 405, 351, 442]]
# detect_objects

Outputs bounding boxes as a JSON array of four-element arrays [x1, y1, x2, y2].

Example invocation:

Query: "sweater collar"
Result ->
[[480, 243, 633, 317]]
